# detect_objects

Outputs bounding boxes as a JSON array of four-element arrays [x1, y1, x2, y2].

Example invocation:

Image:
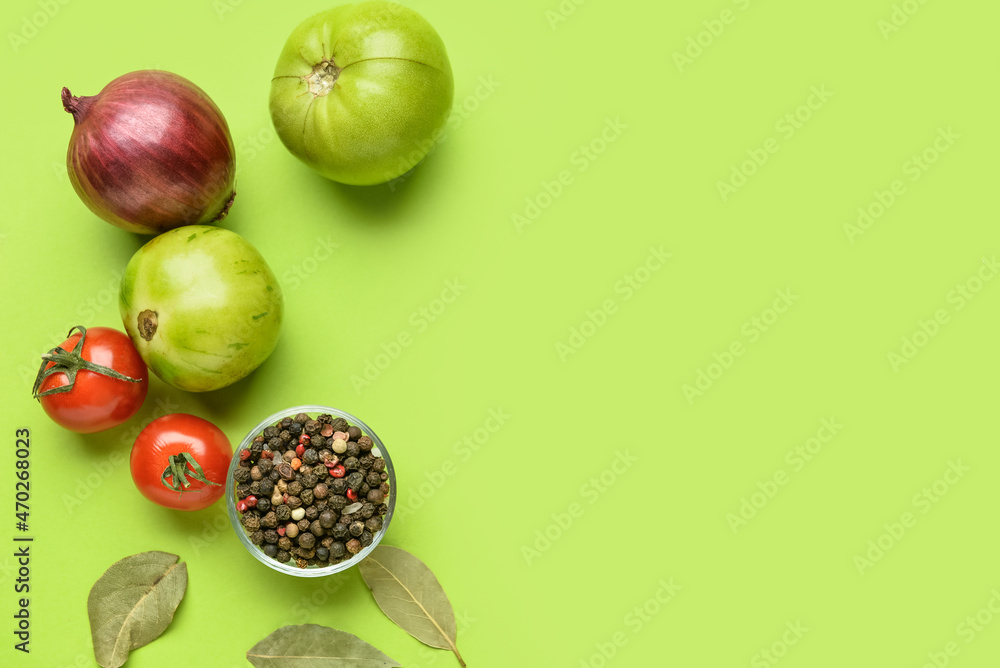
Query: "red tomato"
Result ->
[[34, 326, 148, 433], [130, 413, 232, 511]]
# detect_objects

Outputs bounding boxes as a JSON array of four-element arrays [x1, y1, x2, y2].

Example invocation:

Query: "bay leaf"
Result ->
[[359, 545, 466, 666], [87, 551, 187, 668], [246, 624, 400, 667]]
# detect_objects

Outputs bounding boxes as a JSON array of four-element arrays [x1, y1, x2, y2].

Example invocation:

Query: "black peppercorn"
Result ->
[[365, 471, 381, 487], [243, 514, 261, 532], [300, 489, 314, 506], [263, 426, 279, 439], [378, 504, 388, 515], [317, 413, 333, 425], [328, 495, 347, 511], [305, 506, 319, 521], [263, 543, 279, 558], [380, 482, 389, 495], [330, 418, 349, 432], [360, 529, 373, 547], [346, 472, 364, 490], [359, 454, 374, 469], [279, 429, 292, 443], [286, 495, 302, 509], [277, 549, 291, 563], [251, 530, 266, 545], [288, 421, 303, 436], [258, 458, 274, 475], [234, 468, 251, 483], [316, 546, 330, 562], [310, 520, 324, 537], [358, 435, 373, 451], [319, 509, 336, 528], [365, 516, 382, 532], [304, 420, 320, 435], [360, 483, 371, 495], [360, 502, 375, 519], [330, 541, 346, 558], [366, 489, 384, 504], [259, 479, 275, 496], [236, 482, 251, 497], [379, 471, 388, 480], [332, 523, 349, 540], [275, 505, 291, 522], [282, 450, 295, 463], [297, 518, 311, 532], [349, 521, 364, 537], [320, 536, 334, 549], [373, 458, 386, 472], [269, 470, 281, 482], [261, 511, 278, 529], [298, 532, 316, 549], [294, 412, 310, 423], [263, 529, 279, 544], [346, 539, 361, 554], [303, 448, 319, 464], [313, 483, 329, 500], [340, 514, 353, 525], [346, 442, 360, 458], [330, 479, 348, 495], [268, 436, 282, 450], [277, 462, 296, 481], [278, 536, 293, 551], [300, 472, 319, 489], [249, 481, 263, 496], [344, 456, 359, 471], [286, 480, 303, 496], [346, 425, 362, 441], [256, 498, 271, 514]]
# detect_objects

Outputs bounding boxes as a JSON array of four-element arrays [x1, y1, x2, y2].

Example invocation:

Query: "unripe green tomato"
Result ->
[[119, 226, 283, 392], [269, 1, 454, 185]]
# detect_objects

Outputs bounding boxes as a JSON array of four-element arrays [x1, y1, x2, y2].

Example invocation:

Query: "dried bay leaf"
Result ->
[[246, 624, 400, 667], [359, 545, 466, 666], [87, 551, 187, 668]]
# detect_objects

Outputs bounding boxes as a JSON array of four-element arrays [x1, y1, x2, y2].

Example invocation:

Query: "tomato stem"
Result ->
[[31, 326, 143, 400], [161, 452, 221, 493]]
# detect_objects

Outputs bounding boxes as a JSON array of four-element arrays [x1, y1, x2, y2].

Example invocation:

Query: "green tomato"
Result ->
[[269, 1, 454, 185], [119, 226, 283, 392]]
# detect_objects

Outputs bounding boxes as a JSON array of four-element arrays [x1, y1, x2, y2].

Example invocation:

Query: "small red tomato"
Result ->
[[32, 326, 148, 433], [130, 413, 232, 511]]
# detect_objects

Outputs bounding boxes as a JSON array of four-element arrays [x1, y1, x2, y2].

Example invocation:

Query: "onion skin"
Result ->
[[63, 70, 236, 235]]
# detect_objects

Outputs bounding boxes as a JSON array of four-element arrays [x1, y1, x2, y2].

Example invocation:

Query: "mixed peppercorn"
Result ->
[[234, 412, 390, 569]]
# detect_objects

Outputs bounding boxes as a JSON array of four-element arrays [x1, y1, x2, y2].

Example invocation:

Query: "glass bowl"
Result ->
[[226, 405, 396, 577]]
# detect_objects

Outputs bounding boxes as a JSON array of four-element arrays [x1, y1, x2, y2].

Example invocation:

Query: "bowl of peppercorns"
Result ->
[[226, 405, 395, 576]]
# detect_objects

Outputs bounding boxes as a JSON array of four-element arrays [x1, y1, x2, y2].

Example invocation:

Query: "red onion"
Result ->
[[62, 70, 236, 235]]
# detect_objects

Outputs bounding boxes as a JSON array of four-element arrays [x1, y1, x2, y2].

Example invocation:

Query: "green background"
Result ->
[[2, 0, 998, 666]]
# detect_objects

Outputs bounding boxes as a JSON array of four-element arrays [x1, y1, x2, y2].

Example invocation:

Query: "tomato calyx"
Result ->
[[31, 326, 143, 400], [161, 452, 221, 493]]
